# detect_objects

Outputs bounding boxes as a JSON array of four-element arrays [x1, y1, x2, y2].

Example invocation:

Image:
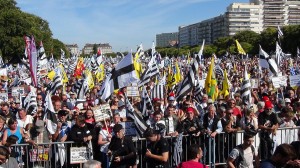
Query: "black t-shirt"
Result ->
[[258, 112, 278, 137], [147, 138, 170, 168], [108, 136, 136, 167]]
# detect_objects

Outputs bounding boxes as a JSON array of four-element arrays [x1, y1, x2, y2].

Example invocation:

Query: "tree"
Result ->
[[93, 44, 98, 54]]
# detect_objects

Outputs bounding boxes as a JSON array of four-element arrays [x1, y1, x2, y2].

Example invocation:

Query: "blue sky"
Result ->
[[16, 0, 248, 52]]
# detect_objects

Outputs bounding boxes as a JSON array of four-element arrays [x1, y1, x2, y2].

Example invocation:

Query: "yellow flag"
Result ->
[[85, 69, 94, 90], [47, 70, 55, 80], [134, 48, 143, 78], [174, 62, 181, 83], [205, 56, 214, 93], [220, 69, 230, 98], [58, 65, 68, 83], [96, 64, 105, 82], [235, 40, 246, 55]]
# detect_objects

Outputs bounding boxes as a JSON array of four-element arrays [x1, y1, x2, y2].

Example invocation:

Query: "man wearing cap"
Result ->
[[144, 127, 170, 168], [258, 100, 279, 160], [108, 124, 136, 168], [182, 107, 204, 136], [53, 110, 71, 142]]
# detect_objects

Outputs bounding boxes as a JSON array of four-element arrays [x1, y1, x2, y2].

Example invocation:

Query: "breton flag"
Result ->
[[141, 86, 154, 118], [259, 45, 279, 76], [278, 26, 284, 38], [44, 92, 58, 134], [24, 35, 38, 87], [100, 52, 139, 101], [151, 84, 164, 100], [125, 95, 148, 137], [23, 88, 37, 115], [241, 65, 251, 105], [194, 80, 203, 104], [235, 40, 246, 55], [215, 64, 224, 79], [48, 68, 63, 95], [176, 41, 203, 101], [297, 47, 300, 58], [275, 41, 285, 67], [138, 55, 159, 87]]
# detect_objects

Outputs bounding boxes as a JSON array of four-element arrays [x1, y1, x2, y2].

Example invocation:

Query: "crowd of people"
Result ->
[[0, 54, 299, 168]]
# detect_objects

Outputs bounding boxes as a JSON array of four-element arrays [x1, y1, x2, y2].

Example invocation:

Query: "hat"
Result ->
[[58, 110, 68, 116], [118, 101, 125, 107], [168, 96, 175, 101], [207, 99, 213, 104], [265, 101, 273, 109], [35, 120, 44, 133], [186, 107, 194, 113], [284, 98, 291, 103], [113, 124, 123, 133]]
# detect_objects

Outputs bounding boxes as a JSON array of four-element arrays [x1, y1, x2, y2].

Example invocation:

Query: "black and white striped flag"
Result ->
[[125, 95, 148, 137], [259, 45, 279, 76], [138, 56, 159, 87], [23, 89, 37, 115], [44, 92, 58, 134], [151, 84, 164, 100], [48, 69, 63, 95], [194, 81, 203, 104], [241, 66, 251, 105], [141, 87, 154, 117], [215, 64, 224, 79], [278, 26, 284, 38], [275, 41, 285, 67]]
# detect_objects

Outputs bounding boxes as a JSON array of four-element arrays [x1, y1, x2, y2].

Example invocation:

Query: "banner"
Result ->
[[127, 86, 139, 97], [250, 78, 259, 89], [272, 76, 287, 88], [0, 93, 8, 102], [29, 148, 49, 162], [12, 87, 25, 97], [92, 104, 112, 122]]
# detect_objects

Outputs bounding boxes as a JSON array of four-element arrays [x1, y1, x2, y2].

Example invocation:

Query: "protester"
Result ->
[[177, 144, 207, 168], [83, 160, 101, 168]]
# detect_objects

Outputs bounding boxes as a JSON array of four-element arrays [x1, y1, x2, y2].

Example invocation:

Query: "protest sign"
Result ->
[[93, 104, 112, 122], [29, 148, 49, 162], [127, 86, 139, 97], [0, 93, 8, 102], [250, 78, 259, 89], [120, 121, 137, 136], [272, 76, 288, 88], [289, 75, 300, 87], [70, 147, 88, 164], [12, 87, 25, 97], [0, 68, 7, 77]]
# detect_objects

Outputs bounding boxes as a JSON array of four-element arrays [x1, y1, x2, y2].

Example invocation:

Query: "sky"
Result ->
[[16, 0, 249, 52]]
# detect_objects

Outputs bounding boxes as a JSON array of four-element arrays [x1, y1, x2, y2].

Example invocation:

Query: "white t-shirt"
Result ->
[[229, 146, 258, 168], [17, 115, 33, 128]]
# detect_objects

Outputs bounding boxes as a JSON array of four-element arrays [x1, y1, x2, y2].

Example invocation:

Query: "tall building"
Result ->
[[156, 32, 178, 47], [66, 44, 79, 55], [251, 0, 300, 28], [82, 43, 112, 55], [225, 2, 263, 36]]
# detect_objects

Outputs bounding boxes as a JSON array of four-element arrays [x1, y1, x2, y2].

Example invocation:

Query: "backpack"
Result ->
[[235, 144, 255, 167]]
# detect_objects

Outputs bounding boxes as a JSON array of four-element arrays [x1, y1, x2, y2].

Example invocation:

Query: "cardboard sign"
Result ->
[[12, 87, 25, 97], [29, 148, 49, 162], [250, 78, 259, 89], [289, 75, 300, 87], [272, 76, 288, 88], [0, 93, 8, 102], [127, 86, 139, 97], [120, 121, 137, 136], [93, 104, 112, 122], [70, 147, 89, 164]]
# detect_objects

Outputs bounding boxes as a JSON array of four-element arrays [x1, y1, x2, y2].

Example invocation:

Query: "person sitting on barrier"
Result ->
[[144, 127, 169, 168], [182, 107, 204, 136], [83, 159, 102, 168], [260, 143, 297, 168], [0, 145, 18, 168], [177, 144, 207, 168], [107, 124, 136, 168], [227, 132, 259, 168]]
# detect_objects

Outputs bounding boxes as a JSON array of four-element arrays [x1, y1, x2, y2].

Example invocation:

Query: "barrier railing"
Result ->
[[10, 127, 299, 168]]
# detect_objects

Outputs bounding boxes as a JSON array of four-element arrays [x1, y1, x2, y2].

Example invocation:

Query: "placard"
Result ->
[[272, 76, 288, 88], [250, 78, 259, 89], [70, 147, 88, 164], [0, 93, 8, 102], [29, 148, 49, 162], [127, 86, 139, 97], [12, 87, 25, 97], [93, 104, 112, 122], [289, 75, 300, 87], [120, 121, 137, 136]]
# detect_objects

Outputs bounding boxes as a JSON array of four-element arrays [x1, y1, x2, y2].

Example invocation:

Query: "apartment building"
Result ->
[[82, 43, 112, 55], [66, 44, 79, 55], [156, 32, 178, 47]]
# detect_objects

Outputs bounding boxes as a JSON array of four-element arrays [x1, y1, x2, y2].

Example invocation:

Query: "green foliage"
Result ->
[[0, 0, 66, 61], [51, 39, 70, 59], [93, 44, 98, 54]]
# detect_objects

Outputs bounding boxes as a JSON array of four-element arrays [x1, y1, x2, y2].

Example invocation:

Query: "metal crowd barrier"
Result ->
[[10, 127, 299, 168]]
